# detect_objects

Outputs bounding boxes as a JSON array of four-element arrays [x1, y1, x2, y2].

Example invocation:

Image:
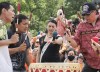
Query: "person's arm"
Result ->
[[9, 42, 27, 55], [65, 27, 79, 48], [67, 37, 78, 48], [63, 19, 68, 27], [0, 39, 13, 46], [9, 47, 19, 55], [54, 36, 63, 45], [0, 33, 19, 46], [25, 48, 33, 66], [36, 47, 40, 63], [65, 30, 78, 48], [25, 36, 34, 66]]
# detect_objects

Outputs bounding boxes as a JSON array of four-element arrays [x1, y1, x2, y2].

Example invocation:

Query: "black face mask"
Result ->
[[68, 55, 75, 61]]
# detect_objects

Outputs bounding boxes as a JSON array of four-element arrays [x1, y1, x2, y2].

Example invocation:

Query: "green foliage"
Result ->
[[64, 0, 92, 19], [0, 0, 92, 36]]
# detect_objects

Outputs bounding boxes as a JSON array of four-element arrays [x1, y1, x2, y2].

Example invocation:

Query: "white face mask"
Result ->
[[0, 19, 5, 26]]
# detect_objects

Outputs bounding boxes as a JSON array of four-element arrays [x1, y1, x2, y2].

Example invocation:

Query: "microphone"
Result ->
[[52, 31, 58, 41]]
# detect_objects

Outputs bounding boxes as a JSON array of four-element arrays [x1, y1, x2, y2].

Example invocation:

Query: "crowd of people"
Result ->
[[0, 1, 100, 72]]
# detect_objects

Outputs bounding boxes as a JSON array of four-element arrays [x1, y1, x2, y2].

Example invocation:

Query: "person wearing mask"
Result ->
[[65, 2, 100, 72], [8, 14, 32, 72], [0, 2, 19, 72], [64, 48, 77, 63]]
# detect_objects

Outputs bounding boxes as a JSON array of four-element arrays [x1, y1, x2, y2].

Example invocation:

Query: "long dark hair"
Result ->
[[10, 14, 28, 32]]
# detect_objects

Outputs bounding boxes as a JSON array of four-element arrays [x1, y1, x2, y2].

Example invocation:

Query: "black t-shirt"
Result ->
[[39, 35, 61, 62], [7, 29, 30, 71]]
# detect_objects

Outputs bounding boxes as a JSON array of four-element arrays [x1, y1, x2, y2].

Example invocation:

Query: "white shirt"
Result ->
[[0, 46, 13, 72], [0, 25, 13, 72]]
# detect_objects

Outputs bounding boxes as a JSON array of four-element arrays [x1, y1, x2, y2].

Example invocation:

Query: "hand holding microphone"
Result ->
[[52, 31, 58, 41], [52, 31, 63, 44]]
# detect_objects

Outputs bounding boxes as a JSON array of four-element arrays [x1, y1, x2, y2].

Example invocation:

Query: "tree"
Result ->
[[64, 0, 92, 19], [0, 0, 92, 36]]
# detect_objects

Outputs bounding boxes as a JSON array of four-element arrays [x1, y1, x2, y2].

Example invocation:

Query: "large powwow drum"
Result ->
[[29, 63, 80, 72]]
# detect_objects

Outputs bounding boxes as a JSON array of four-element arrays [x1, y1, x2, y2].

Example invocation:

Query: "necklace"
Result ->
[[0, 25, 7, 40], [46, 34, 52, 38], [0, 19, 5, 26], [44, 35, 52, 42]]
